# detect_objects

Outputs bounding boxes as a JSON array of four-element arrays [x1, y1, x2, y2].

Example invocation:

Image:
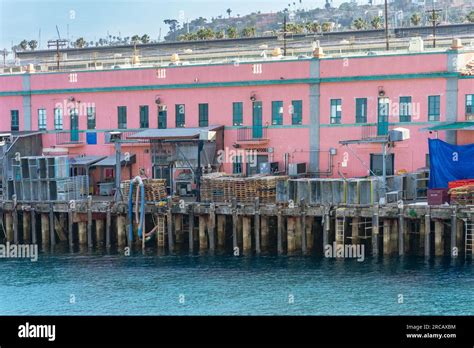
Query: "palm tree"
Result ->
[[226, 8, 232, 18], [241, 27, 256, 37], [131, 35, 141, 43], [28, 40, 38, 50], [468, 11, 474, 23], [215, 30, 225, 39], [305, 22, 321, 33], [19, 40, 28, 50], [371, 16, 383, 29], [227, 27, 238, 39], [353, 18, 368, 30], [75, 37, 86, 48], [321, 22, 332, 32], [196, 28, 214, 40], [410, 13, 421, 26], [141, 34, 150, 44]]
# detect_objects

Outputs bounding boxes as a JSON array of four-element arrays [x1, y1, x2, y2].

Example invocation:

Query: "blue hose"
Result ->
[[128, 176, 146, 243]]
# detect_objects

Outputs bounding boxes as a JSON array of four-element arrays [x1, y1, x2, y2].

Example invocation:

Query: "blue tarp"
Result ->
[[429, 138, 474, 188]]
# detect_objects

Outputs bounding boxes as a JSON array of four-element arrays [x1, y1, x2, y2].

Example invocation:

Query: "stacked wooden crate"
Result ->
[[449, 184, 474, 205], [201, 173, 227, 202], [256, 176, 289, 204], [122, 179, 167, 202]]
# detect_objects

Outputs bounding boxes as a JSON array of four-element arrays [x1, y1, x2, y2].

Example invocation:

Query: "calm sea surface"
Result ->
[[0, 251, 472, 315]]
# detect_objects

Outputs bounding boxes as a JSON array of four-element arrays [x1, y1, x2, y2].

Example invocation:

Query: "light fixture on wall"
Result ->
[[250, 93, 257, 102], [378, 86, 386, 97], [68, 96, 75, 102], [155, 96, 161, 105]]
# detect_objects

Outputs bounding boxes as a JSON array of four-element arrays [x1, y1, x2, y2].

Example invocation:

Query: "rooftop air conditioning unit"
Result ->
[[288, 162, 306, 176], [389, 127, 410, 142], [408, 37, 424, 52]]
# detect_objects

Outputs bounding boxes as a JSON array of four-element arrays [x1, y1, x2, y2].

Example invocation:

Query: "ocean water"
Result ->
[[0, 251, 472, 315]]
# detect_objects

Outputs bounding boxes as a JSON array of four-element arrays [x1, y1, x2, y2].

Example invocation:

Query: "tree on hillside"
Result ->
[[75, 37, 86, 48], [131, 35, 141, 43], [321, 22, 332, 32], [353, 18, 368, 30], [164, 19, 179, 32], [305, 21, 321, 33], [227, 27, 238, 38], [141, 34, 150, 43], [196, 27, 214, 40], [19, 40, 28, 50], [227, 8, 232, 18], [371, 16, 383, 29], [410, 13, 421, 26], [241, 27, 257, 37], [467, 11, 474, 23], [28, 40, 38, 50]]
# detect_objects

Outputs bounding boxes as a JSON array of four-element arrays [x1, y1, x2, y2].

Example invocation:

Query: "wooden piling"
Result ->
[[434, 220, 444, 256], [217, 215, 226, 251], [450, 211, 457, 258], [456, 217, 463, 255], [372, 211, 379, 256], [383, 219, 391, 256], [96, 219, 105, 246], [208, 207, 216, 253], [352, 217, 360, 245], [5, 212, 13, 242], [199, 215, 208, 252], [254, 213, 261, 255], [175, 214, 183, 244], [31, 209, 36, 245], [54, 214, 67, 242], [13, 209, 19, 244], [116, 215, 126, 248], [323, 211, 330, 254], [305, 216, 313, 253], [167, 207, 174, 253], [390, 218, 398, 255], [398, 214, 405, 256], [232, 209, 238, 253], [87, 208, 92, 248], [41, 213, 49, 250], [23, 210, 31, 243], [300, 214, 307, 255], [78, 221, 87, 246], [242, 216, 251, 255], [188, 209, 194, 253], [68, 210, 74, 250], [287, 217, 296, 255], [49, 209, 55, 247], [295, 215, 302, 250], [277, 209, 283, 255], [424, 214, 431, 257], [106, 208, 111, 249], [261, 216, 269, 252]]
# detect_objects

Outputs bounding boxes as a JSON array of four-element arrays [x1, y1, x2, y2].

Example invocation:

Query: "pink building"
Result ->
[[1, 41, 474, 193]]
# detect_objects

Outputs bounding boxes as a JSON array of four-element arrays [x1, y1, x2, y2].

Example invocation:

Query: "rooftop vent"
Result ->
[[408, 37, 424, 52]]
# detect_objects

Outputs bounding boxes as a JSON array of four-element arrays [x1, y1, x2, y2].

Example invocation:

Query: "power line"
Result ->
[[426, 7, 442, 48]]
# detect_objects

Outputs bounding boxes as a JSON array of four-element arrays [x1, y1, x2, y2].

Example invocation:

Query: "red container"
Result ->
[[427, 189, 450, 205], [448, 179, 474, 189]]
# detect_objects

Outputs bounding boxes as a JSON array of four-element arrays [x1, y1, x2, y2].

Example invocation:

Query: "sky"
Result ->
[[0, 0, 351, 53]]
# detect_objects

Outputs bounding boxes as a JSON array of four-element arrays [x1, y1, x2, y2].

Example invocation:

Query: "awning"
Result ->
[[128, 125, 223, 140], [70, 155, 107, 167], [421, 122, 474, 131], [92, 154, 136, 167]]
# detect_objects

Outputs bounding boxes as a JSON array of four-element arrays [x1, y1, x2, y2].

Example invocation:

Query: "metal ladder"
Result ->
[[336, 216, 345, 245], [465, 217, 473, 259]]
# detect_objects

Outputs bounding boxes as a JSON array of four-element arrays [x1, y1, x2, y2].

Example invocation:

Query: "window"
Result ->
[[428, 95, 440, 121], [118, 106, 127, 129], [86, 107, 96, 130], [399, 96, 412, 122], [272, 101, 283, 125], [355, 98, 367, 123], [370, 153, 394, 176], [11, 110, 19, 131], [466, 95, 474, 115], [232, 102, 243, 126], [291, 100, 302, 125], [158, 107, 167, 129], [233, 155, 242, 174], [53, 108, 63, 130], [38, 109, 47, 130], [198, 103, 208, 127], [175, 104, 185, 128], [330, 99, 341, 124], [139, 105, 149, 128]]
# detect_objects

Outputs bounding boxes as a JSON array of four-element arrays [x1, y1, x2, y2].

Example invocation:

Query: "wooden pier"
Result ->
[[0, 199, 473, 259]]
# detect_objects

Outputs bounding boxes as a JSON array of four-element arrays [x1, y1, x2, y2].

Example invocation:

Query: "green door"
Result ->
[[70, 109, 79, 142], [252, 101, 263, 139], [377, 97, 389, 136]]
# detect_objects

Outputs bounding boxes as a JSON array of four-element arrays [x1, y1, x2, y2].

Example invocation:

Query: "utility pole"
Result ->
[[283, 13, 287, 56], [47, 39, 67, 70], [2, 49, 11, 67], [426, 7, 442, 48], [384, 0, 389, 51]]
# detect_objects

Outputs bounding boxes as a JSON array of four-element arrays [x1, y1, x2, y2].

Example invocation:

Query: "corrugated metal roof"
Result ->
[[70, 155, 107, 166], [128, 125, 223, 140], [422, 122, 474, 131], [93, 154, 136, 167]]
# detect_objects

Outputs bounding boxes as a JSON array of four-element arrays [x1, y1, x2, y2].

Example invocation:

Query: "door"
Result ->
[[252, 101, 263, 139], [246, 155, 268, 176], [370, 154, 394, 176], [377, 97, 389, 136], [70, 109, 79, 142], [153, 165, 171, 194]]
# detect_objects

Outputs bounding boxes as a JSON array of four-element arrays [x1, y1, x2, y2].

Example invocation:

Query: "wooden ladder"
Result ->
[[465, 217, 473, 259], [336, 216, 345, 245], [156, 215, 166, 247]]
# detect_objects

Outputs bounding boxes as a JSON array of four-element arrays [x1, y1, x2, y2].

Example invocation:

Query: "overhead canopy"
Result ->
[[70, 155, 107, 167], [93, 154, 136, 167], [422, 122, 474, 132], [128, 125, 223, 140]]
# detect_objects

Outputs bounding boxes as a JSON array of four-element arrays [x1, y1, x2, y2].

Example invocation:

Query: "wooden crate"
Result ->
[[122, 179, 167, 202]]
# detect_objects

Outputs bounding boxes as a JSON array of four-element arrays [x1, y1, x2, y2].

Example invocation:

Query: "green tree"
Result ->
[[141, 34, 150, 43], [226, 8, 232, 18], [321, 22, 332, 32], [164, 19, 179, 32], [227, 27, 238, 38], [410, 13, 421, 26], [28, 40, 38, 50], [196, 27, 214, 40], [241, 26, 256, 37], [467, 11, 474, 23], [131, 35, 141, 43], [75, 37, 86, 48], [305, 22, 321, 33], [353, 18, 368, 30], [371, 16, 383, 29], [19, 40, 28, 50], [215, 30, 225, 39]]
